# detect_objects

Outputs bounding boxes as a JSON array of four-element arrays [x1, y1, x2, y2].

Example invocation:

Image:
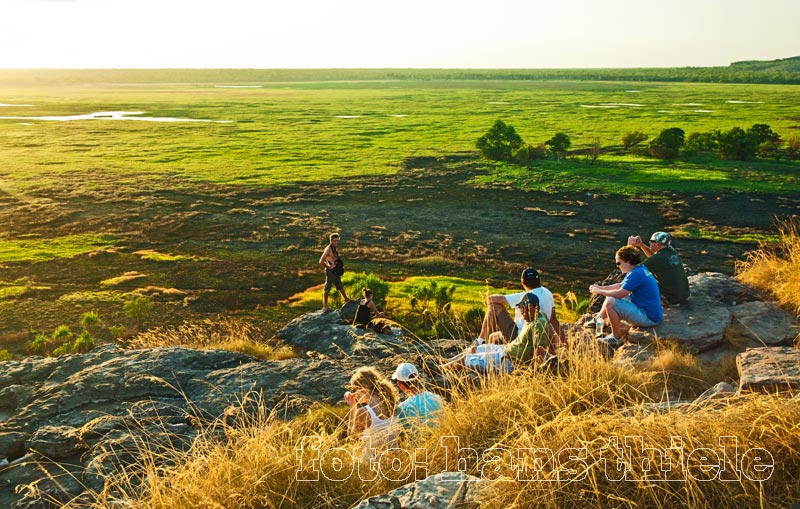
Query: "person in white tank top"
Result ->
[[344, 367, 399, 450]]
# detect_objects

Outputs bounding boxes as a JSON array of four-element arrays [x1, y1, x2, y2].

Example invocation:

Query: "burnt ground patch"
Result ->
[[1, 156, 798, 352]]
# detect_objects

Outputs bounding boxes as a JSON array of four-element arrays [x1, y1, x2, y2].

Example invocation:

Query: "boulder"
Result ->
[[737, 347, 800, 393], [25, 425, 84, 460], [728, 301, 798, 347], [612, 343, 656, 368]]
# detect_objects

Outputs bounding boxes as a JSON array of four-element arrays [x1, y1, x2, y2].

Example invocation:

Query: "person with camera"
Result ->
[[319, 232, 350, 311]]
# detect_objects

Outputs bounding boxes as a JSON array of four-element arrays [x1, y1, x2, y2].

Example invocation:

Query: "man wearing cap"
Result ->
[[440, 291, 552, 372], [502, 292, 552, 365], [628, 231, 689, 306], [391, 362, 444, 430], [478, 267, 563, 345]]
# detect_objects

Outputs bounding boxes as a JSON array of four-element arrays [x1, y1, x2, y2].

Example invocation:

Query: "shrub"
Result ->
[[544, 132, 571, 160], [124, 295, 153, 329], [647, 127, 685, 159], [621, 130, 648, 151], [342, 272, 390, 307], [72, 330, 95, 353], [29, 332, 49, 355], [476, 119, 524, 161], [718, 126, 758, 160], [81, 310, 101, 328], [685, 131, 718, 153], [0, 349, 13, 361]]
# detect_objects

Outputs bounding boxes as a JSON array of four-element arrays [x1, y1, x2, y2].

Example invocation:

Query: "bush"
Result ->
[[544, 132, 571, 160], [476, 120, 524, 161], [718, 126, 758, 160], [0, 349, 12, 361], [621, 130, 648, 151], [685, 131, 718, 153], [81, 310, 101, 328], [124, 296, 153, 329], [342, 272, 390, 307], [73, 330, 95, 353], [647, 127, 685, 159]]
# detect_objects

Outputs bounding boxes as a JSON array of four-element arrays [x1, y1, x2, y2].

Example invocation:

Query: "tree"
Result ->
[[748, 123, 780, 148], [621, 131, 648, 151], [647, 127, 685, 159], [718, 127, 759, 161], [545, 132, 571, 160], [685, 132, 718, 153], [476, 120, 524, 161]]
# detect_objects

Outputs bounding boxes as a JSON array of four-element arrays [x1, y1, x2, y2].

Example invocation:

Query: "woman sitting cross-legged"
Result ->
[[589, 245, 663, 348]]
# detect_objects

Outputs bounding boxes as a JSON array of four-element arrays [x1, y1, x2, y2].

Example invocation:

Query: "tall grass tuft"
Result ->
[[87, 341, 800, 509], [127, 318, 295, 361], [736, 216, 800, 317]]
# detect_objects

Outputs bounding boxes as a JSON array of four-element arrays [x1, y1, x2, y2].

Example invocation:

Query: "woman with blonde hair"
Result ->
[[344, 366, 399, 449]]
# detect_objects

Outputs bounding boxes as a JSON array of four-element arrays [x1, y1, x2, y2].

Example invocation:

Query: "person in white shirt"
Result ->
[[478, 267, 563, 346]]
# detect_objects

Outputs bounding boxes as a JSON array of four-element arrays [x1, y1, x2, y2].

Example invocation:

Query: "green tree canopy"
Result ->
[[718, 127, 759, 160], [545, 132, 571, 160], [647, 127, 685, 159], [476, 120, 524, 161]]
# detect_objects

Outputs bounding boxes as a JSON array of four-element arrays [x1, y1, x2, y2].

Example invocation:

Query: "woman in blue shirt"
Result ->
[[589, 245, 663, 347]]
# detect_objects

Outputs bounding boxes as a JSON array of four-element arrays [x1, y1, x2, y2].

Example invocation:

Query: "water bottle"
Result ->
[[595, 315, 604, 337]]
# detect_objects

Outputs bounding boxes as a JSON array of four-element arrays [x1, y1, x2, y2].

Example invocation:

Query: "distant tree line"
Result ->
[[476, 120, 800, 163], [2, 57, 799, 86]]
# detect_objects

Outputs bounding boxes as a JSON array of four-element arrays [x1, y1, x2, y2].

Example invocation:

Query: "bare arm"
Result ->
[[367, 300, 384, 317], [628, 235, 654, 257], [319, 245, 333, 268], [589, 284, 631, 299], [548, 309, 565, 343]]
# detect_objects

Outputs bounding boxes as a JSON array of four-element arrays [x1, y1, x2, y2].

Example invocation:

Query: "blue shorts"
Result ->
[[613, 298, 660, 327]]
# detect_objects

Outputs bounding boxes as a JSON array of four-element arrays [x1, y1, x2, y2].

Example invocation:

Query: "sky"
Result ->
[[1, 0, 798, 69]]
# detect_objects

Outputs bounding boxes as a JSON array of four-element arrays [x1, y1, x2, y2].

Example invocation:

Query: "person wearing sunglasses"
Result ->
[[589, 245, 663, 348]]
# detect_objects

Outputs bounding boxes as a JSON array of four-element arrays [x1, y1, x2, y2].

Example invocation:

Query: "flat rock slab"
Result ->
[[729, 301, 799, 346], [737, 347, 800, 393], [353, 473, 486, 509]]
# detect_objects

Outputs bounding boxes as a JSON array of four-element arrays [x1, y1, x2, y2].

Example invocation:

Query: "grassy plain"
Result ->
[[1, 71, 799, 348]]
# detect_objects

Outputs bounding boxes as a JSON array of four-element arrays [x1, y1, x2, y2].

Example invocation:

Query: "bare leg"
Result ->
[[322, 291, 330, 311], [479, 301, 517, 341], [601, 297, 622, 339]]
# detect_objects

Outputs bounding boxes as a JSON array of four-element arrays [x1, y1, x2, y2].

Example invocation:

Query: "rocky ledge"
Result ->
[[0, 273, 797, 508]]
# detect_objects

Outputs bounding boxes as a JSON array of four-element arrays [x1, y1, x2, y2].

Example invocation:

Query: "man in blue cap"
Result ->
[[628, 231, 689, 305]]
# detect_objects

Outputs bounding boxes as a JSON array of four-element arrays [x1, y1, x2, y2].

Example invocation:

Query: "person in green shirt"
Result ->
[[628, 231, 690, 306], [503, 292, 552, 365], [440, 291, 551, 373]]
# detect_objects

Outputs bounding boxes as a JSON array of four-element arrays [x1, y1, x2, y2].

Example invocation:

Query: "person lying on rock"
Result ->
[[391, 362, 444, 432], [344, 366, 399, 450], [628, 231, 689, 306], [477, 267, 564, 347], [353, 288, 390, 333], [589, 245, 663, 348], [440, 292, 553, 374]]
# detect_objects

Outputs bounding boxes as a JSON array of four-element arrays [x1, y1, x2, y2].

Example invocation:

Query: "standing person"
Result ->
[[589, 245, 663, 347], [391, 362, 444, 431], [628, 231, 690, 306], [478, 267, 563, 345], [344, 367, 399, 450], [319, 232, 349, 311]]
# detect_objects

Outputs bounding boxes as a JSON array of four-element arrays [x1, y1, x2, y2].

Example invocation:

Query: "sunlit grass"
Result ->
[[736, 217, 800, 317], [0, 233, 116, 263]]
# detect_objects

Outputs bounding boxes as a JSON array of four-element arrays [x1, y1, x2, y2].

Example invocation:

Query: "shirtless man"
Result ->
[[319, 232, 349, 310]]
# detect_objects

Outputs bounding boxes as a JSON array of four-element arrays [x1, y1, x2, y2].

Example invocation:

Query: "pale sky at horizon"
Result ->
[[1, 0, 798, 69]]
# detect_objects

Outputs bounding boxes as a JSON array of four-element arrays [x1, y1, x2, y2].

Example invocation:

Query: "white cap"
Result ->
[[391, 362, 419, 382]]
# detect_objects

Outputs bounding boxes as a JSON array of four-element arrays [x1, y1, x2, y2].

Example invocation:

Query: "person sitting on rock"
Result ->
[[628, 231, 689, 306], [477, 267, 564, 347], [353, 288, 390, 333], [589, 245, 663, 348], [440, 292, 553, 374], [391, 362, 444, 432], [344, 366, 399, 450]]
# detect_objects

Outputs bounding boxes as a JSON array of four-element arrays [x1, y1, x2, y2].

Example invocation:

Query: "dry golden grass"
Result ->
[[126, 318, 295, 361], [88, 341, 800, 509], [736, 216, 800, 318]]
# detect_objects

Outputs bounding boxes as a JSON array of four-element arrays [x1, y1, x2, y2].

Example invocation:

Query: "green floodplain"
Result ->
[[1, 68, 799, 347]]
